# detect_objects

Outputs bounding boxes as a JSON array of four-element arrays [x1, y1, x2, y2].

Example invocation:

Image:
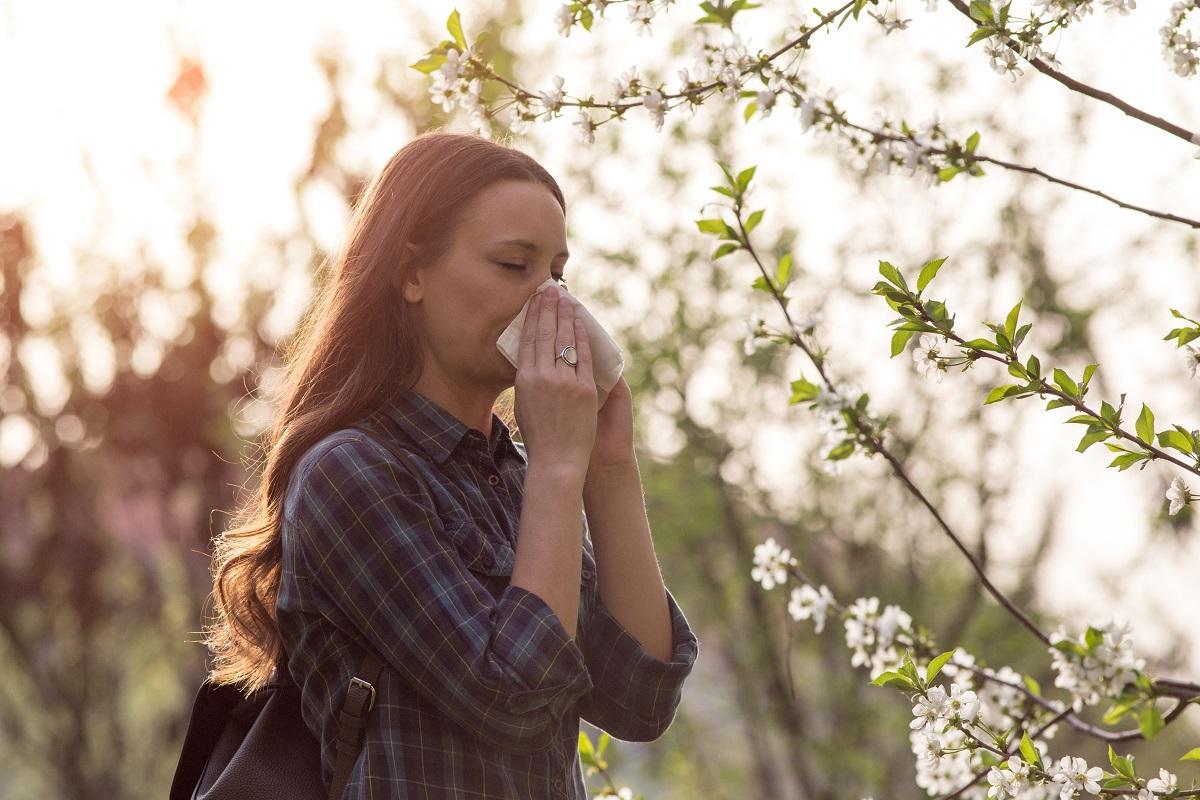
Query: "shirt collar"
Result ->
[[376, 388, 526, 468]]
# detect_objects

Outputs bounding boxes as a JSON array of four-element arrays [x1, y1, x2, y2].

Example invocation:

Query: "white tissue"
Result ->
[[496, 277, 625, 408]]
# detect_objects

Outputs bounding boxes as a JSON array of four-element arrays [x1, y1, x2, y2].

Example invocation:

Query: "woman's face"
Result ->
[[400, 178, 570, 388]]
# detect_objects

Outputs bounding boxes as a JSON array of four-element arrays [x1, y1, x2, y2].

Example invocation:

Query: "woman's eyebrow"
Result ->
[[493, 237, 569, 260]]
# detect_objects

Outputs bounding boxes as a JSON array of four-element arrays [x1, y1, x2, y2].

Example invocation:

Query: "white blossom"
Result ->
[[537, 75, 566, 112], [987, 756, 1033, 799], [1166, 475, 1191, 515], [911, 685, 950, 731], [870, 4, 912, 35], [911, 726, 978, 795], [554, 4, 574, 36], [1047, 755, 1103, 798], [573, 109, 596, 144], [642, 88, 667, 130], [984, 39, 1025, 82], [626, 0, 659, 35], [947, 683, 981, 724], [976, 665, 1027, 730], [1032, 0, 1093, 24], [788, 583, 834, 632], [912, 333, 946, 383], [1147, 768, 1178, 795], [1048, 619, 1146, 709], [1161, 2, 1200, 78], [797, 95, 817, 131], [610, 65, 641, 99], [1181, 343, 1200, 376], [1102, 0, 1136, 14], [751, 536, 795, 590], [755, 89, 777, 117]]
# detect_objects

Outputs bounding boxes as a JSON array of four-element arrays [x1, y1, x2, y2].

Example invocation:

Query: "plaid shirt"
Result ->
[[277, 388, 699, 799]]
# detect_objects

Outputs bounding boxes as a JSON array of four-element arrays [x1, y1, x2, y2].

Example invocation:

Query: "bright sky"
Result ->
[[1, 0, 1198, 676]]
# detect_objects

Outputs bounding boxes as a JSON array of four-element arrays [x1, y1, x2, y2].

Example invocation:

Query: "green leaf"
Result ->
[[712, 242, 739, 259], [871, 671, 914, 689], [1108, 452, 1148, 472], [1135, 403, 1155, 444], [579, 6, 593, 30], [446, 8, 467, 48], [789, 378, 821, 403], [1022, 674, 1041, 695], [985, 385, 1024, 404], [744, 208, 764, 234], [1004, 300, 1022, 342], [1013, 322, 1032, 350], [965, 131, 980, 153], [899, 651, 921, 686], [1158, 429, 1195, 455], [1084, 626, 1104, 650], [1103, 697, 1141, 725], [1077, 427, 1111, 453], [878, 260, 908, 292], [597, 731, 610, 759], [917, 257, 947, 294], [1025, 353, 1040, 379], [579, 731, 595, 762], [409, 53, 448, 74], [696, 218, 727, 234], [1019, 731, 1040, 767], [826, 440, 856, 460], [1180, 747, 1200, 762], [775, 253, 794, 287], [961, 337, 1001, 352], [969, 0, 996, 23], [891, 329, 916, 358], [967, 26, 994, 46], [1138, 703, 1164, 739], [1053, 368, 1078, 398], [736, 165, 756, 193], [938, 166, 960, 182], [925, 650, 956, 685], [743, 101, 757, 122], [1081, 363, 1098, 389]]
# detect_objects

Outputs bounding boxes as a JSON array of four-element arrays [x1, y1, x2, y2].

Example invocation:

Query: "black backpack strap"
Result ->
[[327, 649, 384, 800], [324, 421, 409, 800]]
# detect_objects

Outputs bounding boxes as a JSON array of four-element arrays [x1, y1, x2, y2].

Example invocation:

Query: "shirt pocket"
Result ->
[[445, 513, 598, 597], [444, 513, 515, 577]]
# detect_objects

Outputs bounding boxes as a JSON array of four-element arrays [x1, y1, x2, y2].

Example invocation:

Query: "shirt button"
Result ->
[[487, 474, 500, 485]]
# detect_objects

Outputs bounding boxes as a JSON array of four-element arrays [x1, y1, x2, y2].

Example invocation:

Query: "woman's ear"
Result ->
[[395, 242, 423, 303]]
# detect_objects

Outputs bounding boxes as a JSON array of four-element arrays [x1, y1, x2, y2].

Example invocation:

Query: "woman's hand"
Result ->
[[514, 284, 598, 477], [587, 374, 635, 472]]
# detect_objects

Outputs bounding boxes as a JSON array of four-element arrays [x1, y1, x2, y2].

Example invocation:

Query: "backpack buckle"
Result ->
[[348, 677, 376, 713]]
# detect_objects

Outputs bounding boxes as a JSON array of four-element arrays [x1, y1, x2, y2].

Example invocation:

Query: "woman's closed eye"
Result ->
[[497, 261, 566, 286]]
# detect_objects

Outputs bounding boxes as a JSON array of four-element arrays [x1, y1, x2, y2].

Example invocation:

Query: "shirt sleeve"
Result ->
[[576, 582, 699, 742], [284, 437, 594, 756]]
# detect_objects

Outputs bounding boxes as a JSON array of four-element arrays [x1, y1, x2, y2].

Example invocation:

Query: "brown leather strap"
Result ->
[[327, 650, 384, 800]]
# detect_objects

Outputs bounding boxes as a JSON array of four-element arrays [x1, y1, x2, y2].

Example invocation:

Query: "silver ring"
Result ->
[[556, 344, 578, 368]]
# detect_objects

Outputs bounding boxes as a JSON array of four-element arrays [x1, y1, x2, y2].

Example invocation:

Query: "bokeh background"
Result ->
[[1, 0, 1197, 798]]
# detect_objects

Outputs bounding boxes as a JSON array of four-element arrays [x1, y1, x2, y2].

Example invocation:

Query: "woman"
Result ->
[[202, 130, 699, 799]]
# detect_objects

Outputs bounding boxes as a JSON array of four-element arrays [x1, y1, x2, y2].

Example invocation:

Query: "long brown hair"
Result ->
[[201, 129, 566, 693]]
